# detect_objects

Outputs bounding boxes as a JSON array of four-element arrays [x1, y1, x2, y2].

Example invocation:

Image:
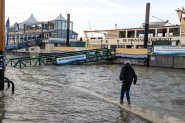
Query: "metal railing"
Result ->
[[7, 48, 116, 68]]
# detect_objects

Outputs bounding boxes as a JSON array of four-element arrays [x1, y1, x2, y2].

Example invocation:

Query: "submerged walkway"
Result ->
[[2, 64, 185, 122], [73, 86, 185, 123], [6, 48, 115, 68]]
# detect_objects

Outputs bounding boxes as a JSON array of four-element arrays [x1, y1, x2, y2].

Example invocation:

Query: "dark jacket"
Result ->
[[119, 63, 137, 84]]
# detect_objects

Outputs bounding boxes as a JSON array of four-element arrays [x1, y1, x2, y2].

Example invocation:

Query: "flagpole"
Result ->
[[0, 0, 5, 90]]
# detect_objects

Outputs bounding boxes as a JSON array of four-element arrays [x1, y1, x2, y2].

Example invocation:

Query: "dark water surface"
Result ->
[[0, 64, 185, 122]]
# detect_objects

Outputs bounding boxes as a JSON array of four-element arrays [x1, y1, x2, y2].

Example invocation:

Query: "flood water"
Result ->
[[0, 63, 185, 123]]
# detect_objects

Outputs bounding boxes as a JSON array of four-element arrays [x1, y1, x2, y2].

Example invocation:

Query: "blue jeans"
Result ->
[[120, 82, 131, 102]]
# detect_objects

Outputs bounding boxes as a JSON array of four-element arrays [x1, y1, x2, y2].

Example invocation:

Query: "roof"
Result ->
[[53, 13, 66, 21], [21, 13, 38, 24], [84, 25, 181, 33], [142, 21, 169, 27]]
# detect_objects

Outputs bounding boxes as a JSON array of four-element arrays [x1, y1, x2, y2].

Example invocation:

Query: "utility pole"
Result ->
[[144, 2, 150, 48], [66, 14, 70, 46], [0, 0, 5, 90]]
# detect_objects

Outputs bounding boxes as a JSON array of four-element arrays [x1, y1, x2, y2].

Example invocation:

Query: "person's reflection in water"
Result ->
[[119, 109, 131, 123]]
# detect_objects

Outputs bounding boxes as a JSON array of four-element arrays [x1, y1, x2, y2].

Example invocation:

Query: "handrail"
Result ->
[[7, 48, 116, 68], [2, 77, 15, 92]]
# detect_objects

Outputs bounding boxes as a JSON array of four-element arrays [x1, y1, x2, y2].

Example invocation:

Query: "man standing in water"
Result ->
[[119, 60, 137, 105]]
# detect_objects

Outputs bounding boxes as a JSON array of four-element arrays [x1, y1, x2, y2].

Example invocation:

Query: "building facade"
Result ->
[[8, 13, 78, 53]]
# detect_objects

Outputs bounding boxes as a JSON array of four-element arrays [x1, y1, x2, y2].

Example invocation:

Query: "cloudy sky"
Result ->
[[5, 0, 184, 37]]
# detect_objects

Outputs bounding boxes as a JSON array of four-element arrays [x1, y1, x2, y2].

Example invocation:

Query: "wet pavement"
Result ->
[[0, 63, 185, 122]]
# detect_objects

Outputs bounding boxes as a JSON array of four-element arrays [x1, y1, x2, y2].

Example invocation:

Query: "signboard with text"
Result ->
[[56, 55, 86, 64], [153, 46, 185, 54]]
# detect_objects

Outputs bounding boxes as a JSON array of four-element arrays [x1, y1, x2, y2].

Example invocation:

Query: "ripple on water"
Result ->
[[1, 64, 185, 122]]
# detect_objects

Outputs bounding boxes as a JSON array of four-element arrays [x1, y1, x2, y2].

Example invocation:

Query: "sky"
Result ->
[[5, 0, 185, 38]]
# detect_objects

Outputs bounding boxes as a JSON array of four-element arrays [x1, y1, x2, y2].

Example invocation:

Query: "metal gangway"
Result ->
[[7, 48, 116, 68]]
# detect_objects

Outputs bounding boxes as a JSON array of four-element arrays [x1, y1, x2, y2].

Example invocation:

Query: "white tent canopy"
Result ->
[[21, 13, 38, 25]]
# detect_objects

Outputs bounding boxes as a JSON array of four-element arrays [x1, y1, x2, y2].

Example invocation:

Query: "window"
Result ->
[[137, 30, 144, 38], [119, 31, 126, 38], [127, 30, 135, 38], [58, 21, 62, 29], [126, 45, 132, 48], [110, 45, 117, 49], [118, 45, 126, 48], [169, 27, 180, 36], [148, 29, 155, 37], [62, 21, 67, 30], [51, 32, 58, 38], [157, 28, 167, 37]]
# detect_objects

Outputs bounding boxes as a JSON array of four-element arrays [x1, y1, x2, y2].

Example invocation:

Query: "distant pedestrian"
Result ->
[[119, 60, 137, 105]]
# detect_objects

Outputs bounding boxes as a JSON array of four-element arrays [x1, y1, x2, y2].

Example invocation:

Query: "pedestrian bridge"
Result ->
[[6, 33, 42, 51], [7, 48, 116, 68]]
